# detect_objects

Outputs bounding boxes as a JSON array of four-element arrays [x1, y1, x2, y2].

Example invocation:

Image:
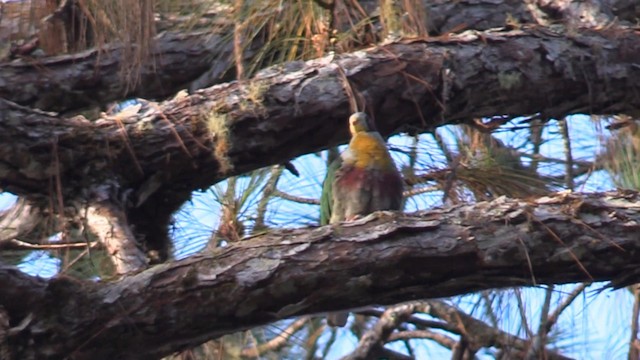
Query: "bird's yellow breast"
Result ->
[[347, 132, 396, 169]]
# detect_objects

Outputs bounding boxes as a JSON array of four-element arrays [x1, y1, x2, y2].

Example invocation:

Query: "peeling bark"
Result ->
[[2, 191, 640, 359], [85, 202, 147, 274]]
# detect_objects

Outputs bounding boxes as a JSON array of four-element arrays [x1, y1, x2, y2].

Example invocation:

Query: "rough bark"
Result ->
[[0, 1, 638, 358], [427, 0, 639, 30], [0, 198, 49, 246], [2, 25, 640, 261], [2, 26, 640, 200], [85, 201, 147, 273], [0, 30, 248, 113], [2, 191, 640, 359], [1, 0, 637, 113]]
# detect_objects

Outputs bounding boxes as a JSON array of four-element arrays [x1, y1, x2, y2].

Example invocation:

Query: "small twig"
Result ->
[[629, 285, 640, 360], [304, 319, 325, 360], [51, 138, 65, 216], [320, 327, 338, 359], [273, 190, 320, 205], [528, 119, 544, 172], [401, 338, 414, 358], [426, 300, 573, 360], [402, 185, 440, 198], [357, 307, 457, 333], [431, 129, 454, 164], [122, 121, 145, 174], [253, 166, 284, 231], [514, 288, 533, 338], [233, 0, 245, 80], [377, 347, 413, 360], [388, 329, 456, 349], [336, 65, 360, 113], [480, 291, 499, 328], [342, 302, 427, 360], [516, 233, 537, 285], [401, 135, 420, 209], [558, 118, 574, 190], [525, 285, 554, 360], [546, 282, 590, 332], [60, 247, 92, 274], [0, 238, 97, 250], [240, 317, 309, 357]]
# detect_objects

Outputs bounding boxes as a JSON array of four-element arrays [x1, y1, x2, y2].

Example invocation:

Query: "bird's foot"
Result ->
[[345, 214, 363, 222], [342, 212, 379, 226]]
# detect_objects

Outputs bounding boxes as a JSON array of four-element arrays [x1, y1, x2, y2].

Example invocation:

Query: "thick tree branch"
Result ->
[[1, 0, 637, 114], [3, 191, 640, 359], [2, 26, 640, 202], [0, 30, 250, 113]]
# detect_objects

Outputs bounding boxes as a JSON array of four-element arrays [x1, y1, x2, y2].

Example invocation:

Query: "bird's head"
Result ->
[[349, 112, 377, 135]]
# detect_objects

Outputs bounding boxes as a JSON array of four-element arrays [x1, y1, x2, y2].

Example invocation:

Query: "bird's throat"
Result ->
[[345, 132, 395, 169]]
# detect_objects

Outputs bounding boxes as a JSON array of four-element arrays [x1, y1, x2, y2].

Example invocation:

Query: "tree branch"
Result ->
[[2, 26, 640, 203], [2, 0, 637, 114], [0, 198, 52, 245], [0, 30, 250, 113], [388, 329, 456, 349], [85, 201, 147, 273], [427, 300, 573, 360], [3, 25, 640, 263], [343, 302, 426, 360], [2, 191, 640, 358], [240, 317, 310, 358]]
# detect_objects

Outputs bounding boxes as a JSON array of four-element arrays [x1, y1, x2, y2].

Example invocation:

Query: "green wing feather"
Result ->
[[320, 157, 342, 225]]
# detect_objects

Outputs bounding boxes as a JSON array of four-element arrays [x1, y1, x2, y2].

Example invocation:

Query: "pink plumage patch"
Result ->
[[334, 163, 403, 218]]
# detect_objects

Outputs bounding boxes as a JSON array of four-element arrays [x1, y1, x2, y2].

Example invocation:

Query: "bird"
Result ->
[[320, 112, 403, 327]]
